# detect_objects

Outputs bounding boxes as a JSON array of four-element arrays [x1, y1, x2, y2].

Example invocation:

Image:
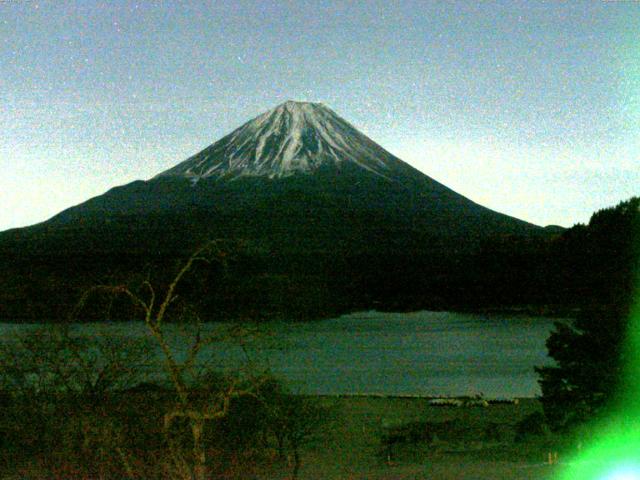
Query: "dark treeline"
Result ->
[[0, 197, 637, 323], [534, 197, 639, 431]]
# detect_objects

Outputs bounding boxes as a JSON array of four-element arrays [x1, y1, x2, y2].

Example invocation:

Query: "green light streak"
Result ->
[[555, 235, 640, 478], [554, 301, 640, 479]]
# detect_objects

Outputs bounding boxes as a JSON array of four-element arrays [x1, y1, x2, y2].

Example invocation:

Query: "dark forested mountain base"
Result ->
[[1, 196, 636, 324]]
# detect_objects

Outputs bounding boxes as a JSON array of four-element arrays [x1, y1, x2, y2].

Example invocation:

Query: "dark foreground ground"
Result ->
[[2, 395, 567, 479], [263, 396, 562, 480]]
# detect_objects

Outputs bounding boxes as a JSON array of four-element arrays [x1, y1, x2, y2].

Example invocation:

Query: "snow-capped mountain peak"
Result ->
[[156, 101, 404, 182]]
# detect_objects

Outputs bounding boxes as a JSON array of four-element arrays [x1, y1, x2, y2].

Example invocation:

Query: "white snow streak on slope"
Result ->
[[156, 101, 398, 181]]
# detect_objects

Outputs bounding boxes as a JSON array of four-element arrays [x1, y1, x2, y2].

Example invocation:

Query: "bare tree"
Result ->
[[75, 240, 266, 480], [259, 382, 331, 480]]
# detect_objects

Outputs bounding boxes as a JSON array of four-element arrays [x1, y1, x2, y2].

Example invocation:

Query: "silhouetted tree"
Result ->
[[536, 197, 639, 430], [536, 305, 628, 430]]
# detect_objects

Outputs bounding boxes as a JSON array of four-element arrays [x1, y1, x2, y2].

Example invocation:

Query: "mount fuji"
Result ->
[[39, 100, 538, 237], [0, 101, 547, 321]]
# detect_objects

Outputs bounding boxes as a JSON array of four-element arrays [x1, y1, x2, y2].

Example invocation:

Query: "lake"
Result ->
[[0, 311, 560, 398]]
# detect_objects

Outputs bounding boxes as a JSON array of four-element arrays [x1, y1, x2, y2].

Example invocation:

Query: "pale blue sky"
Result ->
[[1, 0, 638, 230]]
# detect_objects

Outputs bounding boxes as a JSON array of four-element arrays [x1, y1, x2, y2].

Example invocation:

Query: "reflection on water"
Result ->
[[0, 311, 560, 398]]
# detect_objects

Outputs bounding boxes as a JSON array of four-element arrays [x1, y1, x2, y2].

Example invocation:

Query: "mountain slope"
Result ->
[[0, 101, 547, 321], [41, 100, 538, 242]]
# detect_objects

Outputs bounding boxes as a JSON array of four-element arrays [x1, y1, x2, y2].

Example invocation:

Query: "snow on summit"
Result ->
[[156, 101, 404, 182]]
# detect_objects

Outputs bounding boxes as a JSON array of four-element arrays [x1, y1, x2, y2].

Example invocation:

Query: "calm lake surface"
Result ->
[[0, 311, 560, 398]]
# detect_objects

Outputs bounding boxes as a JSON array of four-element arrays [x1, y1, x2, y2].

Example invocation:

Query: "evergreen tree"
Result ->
[[536, 197, 639, 430]]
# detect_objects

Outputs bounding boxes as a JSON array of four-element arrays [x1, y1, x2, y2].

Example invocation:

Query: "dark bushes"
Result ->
[[0, 328, 329, 479]]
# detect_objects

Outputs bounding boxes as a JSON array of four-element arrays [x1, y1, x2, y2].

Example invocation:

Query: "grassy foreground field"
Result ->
[[1, 394, 566, 479], [262, 396, 562, 480]]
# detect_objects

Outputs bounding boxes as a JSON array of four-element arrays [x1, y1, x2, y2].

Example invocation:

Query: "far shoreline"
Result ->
[[309, 393, 534, 401]]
